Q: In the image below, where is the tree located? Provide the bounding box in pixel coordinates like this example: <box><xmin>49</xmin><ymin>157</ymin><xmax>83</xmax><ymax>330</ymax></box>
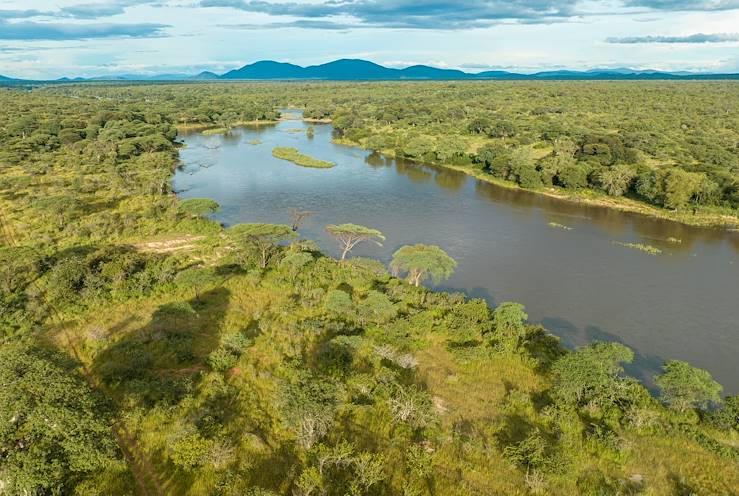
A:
<box><xmin>357</xmin><ymin>290</ymin><xmax>397</xmax><ymax>324</ymax></box>
<box><xmin>491</xmin><ymin>302</ymin><xmax>528</xmax><ymax>351</ymax></box>
<box><xmin>557</xmin><ymin>163</ymin><xmax>590</xmax><ymax>189</ymax></box>
<box><xmin>655</xmin><ymin>360</ymin><xmax>723</xmax><ymax>412</ymax></box>
<box><xmin>509</xmin><ymin>147</ymin><xmax>541</xmax><ymax>188</ymax></box>
<box><xmin>390</xmin><ymin>244</ymin><xmax>456</xmax><ymax>287</ymax></box>
<box><xmin>326</xmin><ymin>223</ymin><xmax>385</xmax><ymax>260</ymax></box>
<box><xmin>324</xmin><ymin>289</ymin><xmax>355</xmax><ymax>319</ymax></box>
<box><xmin>551</xmin><ymin>342</ymin><xmax>635</xmax><ymax>407</ymax></box>
<box><xmin>177</xmin><ymin>198</ymin><xmax>220</xmax><ymax>219</ymax></box>
<box><xmin>228</xmin><ymin>223</ymin><xmax>296</xmax><ymax>269</ymax></box>
<box><xmin>0</xmin><ymin>342</ymin><xmax>118</xmax><ymax>494</ymax></box>
<box><xmin>598</xmin><ymin>164</ymin><xmax>635</xmax><ymax>196</ymax></box>
<box><xmin>468</xmin><ymin>117</ymin><xmax>491</xmax><ymax>135</ymax></box>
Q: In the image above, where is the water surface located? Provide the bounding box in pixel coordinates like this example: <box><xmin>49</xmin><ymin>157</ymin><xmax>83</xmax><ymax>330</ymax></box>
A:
<box><xmin>174</xmin><ymin>114</ymin><xmax>739</xmax><ymax>393</ymax></box>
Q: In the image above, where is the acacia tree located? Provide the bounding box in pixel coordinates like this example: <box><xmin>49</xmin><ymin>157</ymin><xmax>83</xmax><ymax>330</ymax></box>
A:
<box><xmin>655</xmin><ymin>360</ymin><xmax>723</xmax><ymax>412</ymax></box>
<box><xmin>390</xmin><ymin>244</ymin><xmax>456</xmax><ymax>287</ymax></box>
<box><xmin>326</xmin><ymin>223</ymin><xmax>385</xmax><ymax>260</ymax></box>
<box><xmin>228</xmin><ymin>223</ymin><xmax>296</xmax><ymax>269</ymax></box>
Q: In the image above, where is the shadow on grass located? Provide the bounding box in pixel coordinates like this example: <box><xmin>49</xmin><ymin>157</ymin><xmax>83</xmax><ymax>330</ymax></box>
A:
<box><xmin>91</xmin><ymin>286</ymin><xmax>231</xmax><ymax>407</ymax></box>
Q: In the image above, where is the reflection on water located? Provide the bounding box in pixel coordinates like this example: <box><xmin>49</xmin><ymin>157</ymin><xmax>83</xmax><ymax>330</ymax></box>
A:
<box><xmin>175</xmin><ymin>113</ymin><xmax>739</xmax><ymax>393</ymax></box>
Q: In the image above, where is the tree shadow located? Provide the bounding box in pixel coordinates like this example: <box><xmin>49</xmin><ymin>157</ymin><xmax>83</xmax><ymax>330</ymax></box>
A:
<box><xmin>91</xmin><ymin>287</ymin><xmax>231</xmax><ymax>407</ymax></box>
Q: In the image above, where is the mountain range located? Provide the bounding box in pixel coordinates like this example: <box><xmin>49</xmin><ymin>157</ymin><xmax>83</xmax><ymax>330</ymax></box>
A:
<box><xmin>2</xmin><ymin>59</ymin><xmax>738</xmax><ymax>83</ymax></box>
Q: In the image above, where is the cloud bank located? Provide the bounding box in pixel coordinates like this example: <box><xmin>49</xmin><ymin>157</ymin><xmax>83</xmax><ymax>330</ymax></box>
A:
<box><xmin>607</xmin><ymin>33</ymin><xmax>739</xmax><ymax>43</ymax></box>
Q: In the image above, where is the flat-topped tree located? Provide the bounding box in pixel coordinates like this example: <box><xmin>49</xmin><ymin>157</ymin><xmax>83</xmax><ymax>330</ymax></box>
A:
<box><xmin>390</xmin><ymin>244</ymin><xmax>456</xmax><ymax>287</ymax></box>
<box><xmin>326</xmin><ymin>223</ymin><xmax>385</xmax><ymax>260</ymax></box>
<box><xmin>228</xmin><ymin>223</ymin><xmax>296</xmax><ymax>269</ymax></box>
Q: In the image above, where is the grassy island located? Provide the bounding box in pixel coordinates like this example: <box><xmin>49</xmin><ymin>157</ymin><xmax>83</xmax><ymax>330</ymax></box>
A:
<box><xmin>272</xmin><ymin>146</ymin><xmax>335</xmax><ymax>168</ymax></box>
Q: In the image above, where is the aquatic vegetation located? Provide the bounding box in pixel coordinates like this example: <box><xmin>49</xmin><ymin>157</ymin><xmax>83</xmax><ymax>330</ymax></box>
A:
<box><xmin>548</xmin><ymin>222</ymin><xmax>573</xmax><ymax>230</ymax></box>
<box><xmin>201</xmin><ymin>127</ymin><xmax>229</xmax><ymax>136</ymax></box>
<box><xmin>613</xmin><ymin>241</ymin><xmax>662</xmax><ymax>255</ymax></box>
<box><xmin>272</xmin><ymin>146</ymin><xmax>335</xmax><ymax>168</ymax></box>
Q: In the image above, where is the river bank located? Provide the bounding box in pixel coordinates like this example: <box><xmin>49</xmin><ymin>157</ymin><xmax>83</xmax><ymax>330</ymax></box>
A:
<box><xmin>331</xmin><ymin>135</ymin><xmax>739</xmax><ymax>230</ymax></box>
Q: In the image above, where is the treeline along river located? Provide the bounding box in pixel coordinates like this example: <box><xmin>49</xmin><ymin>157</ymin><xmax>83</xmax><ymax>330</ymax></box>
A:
<box><xmin>175</xmin><ymin>112</ymin><xmax>739</xmax><ymax>392</ymax></box>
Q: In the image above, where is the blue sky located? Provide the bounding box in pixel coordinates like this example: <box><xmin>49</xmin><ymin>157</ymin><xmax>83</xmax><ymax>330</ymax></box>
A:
<box><xmin>1</xmin><ymin>0</ymin><xmax>738</xmax><ymax>78</ymax></box>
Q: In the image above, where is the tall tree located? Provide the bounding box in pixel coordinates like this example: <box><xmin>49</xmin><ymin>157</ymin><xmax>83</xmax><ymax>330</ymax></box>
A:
<box><xmin>228</xmin><ymin>223</ymin><xmax>296</xmax><ymax>269</ymax></box>
<box><xmin>390</xmin><ymin>244</ymin><xmax>456</xmax><ymax>287</ymax></box>
<box><xmin>326</xmin><ymin>223</ymin><xmax>385</xmax><ymax>260</ymax></box>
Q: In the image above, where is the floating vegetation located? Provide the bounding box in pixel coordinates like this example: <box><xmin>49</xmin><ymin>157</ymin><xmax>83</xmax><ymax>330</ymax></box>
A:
<box><xmin>201</xmin><ymin>127</ymin><xmax>229</xmax><ymax>136</ymax></box>
<box><xmin>283</xmin><ymin>128</ymin><xmax>305</xmax><ymax>133</ymax></box>
<box><xmin>665</xmin><ymin>237</ymin><xmax>682</xmax><ymax>244</ymax></box>
<box><xmin>272</xmin><ymin>147</ymin><xmax>335</xmax><ymax>168</ymax></box>
<box><xmin>548</xmin><ymin>222</ymin><xmax>573</xmax><ymax>231</ymax></box>
<box><xmin>248</xmin><ymin>139</ymin><xmax>262</xmax><ymax>145</ymax></box>
<box><xmin>613</xmin><ymin>241</ymin><xmax>662</xmax><ymax>255</ymax></box>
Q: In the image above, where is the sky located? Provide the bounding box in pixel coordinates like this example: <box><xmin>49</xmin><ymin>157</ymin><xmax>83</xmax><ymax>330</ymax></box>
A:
<box><xmin>1</xmin><ymin>0</ymin><xmax>738</xmax><ymax>79</ymax></box>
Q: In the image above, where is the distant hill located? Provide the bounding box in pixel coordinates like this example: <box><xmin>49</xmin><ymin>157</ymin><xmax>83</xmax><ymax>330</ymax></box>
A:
<box><xmin>1</xmin><ymin>60</ymin><xmax>738</xmax><ymax>83</ymax></box>
<box><xmin>190</xmin><ymin>71</ymin><xmax>219</xmax><ymax>80</ymax></box>
<box><xmin>221</xmin><ymin>60</ymin><xmax>307</xmax><ymax>80</ymax></box>
<box><xmin>217</xmin><ymin>59</ymin><xmax>739</xmax><ymax>81</ymax></box>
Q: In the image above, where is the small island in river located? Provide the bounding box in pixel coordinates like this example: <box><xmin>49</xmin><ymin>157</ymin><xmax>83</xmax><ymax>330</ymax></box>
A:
<box><xmin>272</xmin><ymin>146</ymin><xmax>335</xmax><ymax>168</ymax></box>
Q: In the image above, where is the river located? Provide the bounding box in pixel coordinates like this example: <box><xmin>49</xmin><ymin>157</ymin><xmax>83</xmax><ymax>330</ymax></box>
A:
<box><xmin>174</xmin><ymin>112</ymin><xmax>739</xmax><ymax>393</ymax></box>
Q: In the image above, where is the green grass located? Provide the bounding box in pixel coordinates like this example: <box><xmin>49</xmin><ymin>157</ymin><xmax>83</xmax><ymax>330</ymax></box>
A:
<box><xmin>272</xmin><ymin>146</ymin><xmax>335</xmax><ymax>168</ymax></box>
<box><xmin>201</xmin><ymin>127</ymin><xmax>229</xmax><ymax>136</ymax></box>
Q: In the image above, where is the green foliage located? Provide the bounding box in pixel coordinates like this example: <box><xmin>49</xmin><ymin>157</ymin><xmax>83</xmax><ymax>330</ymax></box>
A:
<box><xmin>655</xmin><ymin>360</ymin><xmax>723</xmax><ymax>412</ymax></box>
<box><xmin>325</xmin><ymin>223</ymin><xmax>385</xmax><ymax>260</ymax></box>
<box><xmin>228</xmin><ymin>223</ymin><xmax>296</xmax><ymax>268</ymax></box>
<box><xmin>0</xmin><ymin>342</ymin><xmax>118</xmax><ymax>494</ymax></box>
<box><xmin>708</xmin><ymin>395</ymin><xmax>739</xmax><ymax>431</ymax></box>
<box><xmin>490</xmin><ymin>302</ymin><xmax>528</xmax><ymax>351</ymax></box>
<box><xmin>324</xmin><ymin>289</ymin><xmax>355</xmax><ymax>319</ymax></box>
<box><xmin>272</xmin><ymin>146</ymin><xmax>335</xmax><ymax>168</ymax></box>
<box><xmin>551</xmin><ymin>342</ymin><xmax>635</xmax><ymax>407</ymax></box>
<box><xmin>170</xmin><ymin>433</ymin><xmax>210</xmax><ymax>470</ymax></box>
<box><xmin>278</xmin><ymin>372</ymin><xmax>342</xmax><ymax>449</ymax></box>
<box><xmin>357</xmin><ymin>289</ymin><xmax>397</xmax><ymax>324</ymax></box>
<box><xmin>390</xmin><ymin>244</ymin><xmax>456</xmax><ymax>287</ymax></box>
<box><xmin>177</xmin><ymin>198</ymin><xmax>220</xmax><ymax>218</ymax></box>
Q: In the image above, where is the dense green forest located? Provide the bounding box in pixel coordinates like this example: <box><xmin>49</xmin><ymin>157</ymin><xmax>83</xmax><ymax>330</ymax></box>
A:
<box><xmin>1</xmin><ymin>83</ymin><xmax>738</xmax><ymax>495</ymax></box>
